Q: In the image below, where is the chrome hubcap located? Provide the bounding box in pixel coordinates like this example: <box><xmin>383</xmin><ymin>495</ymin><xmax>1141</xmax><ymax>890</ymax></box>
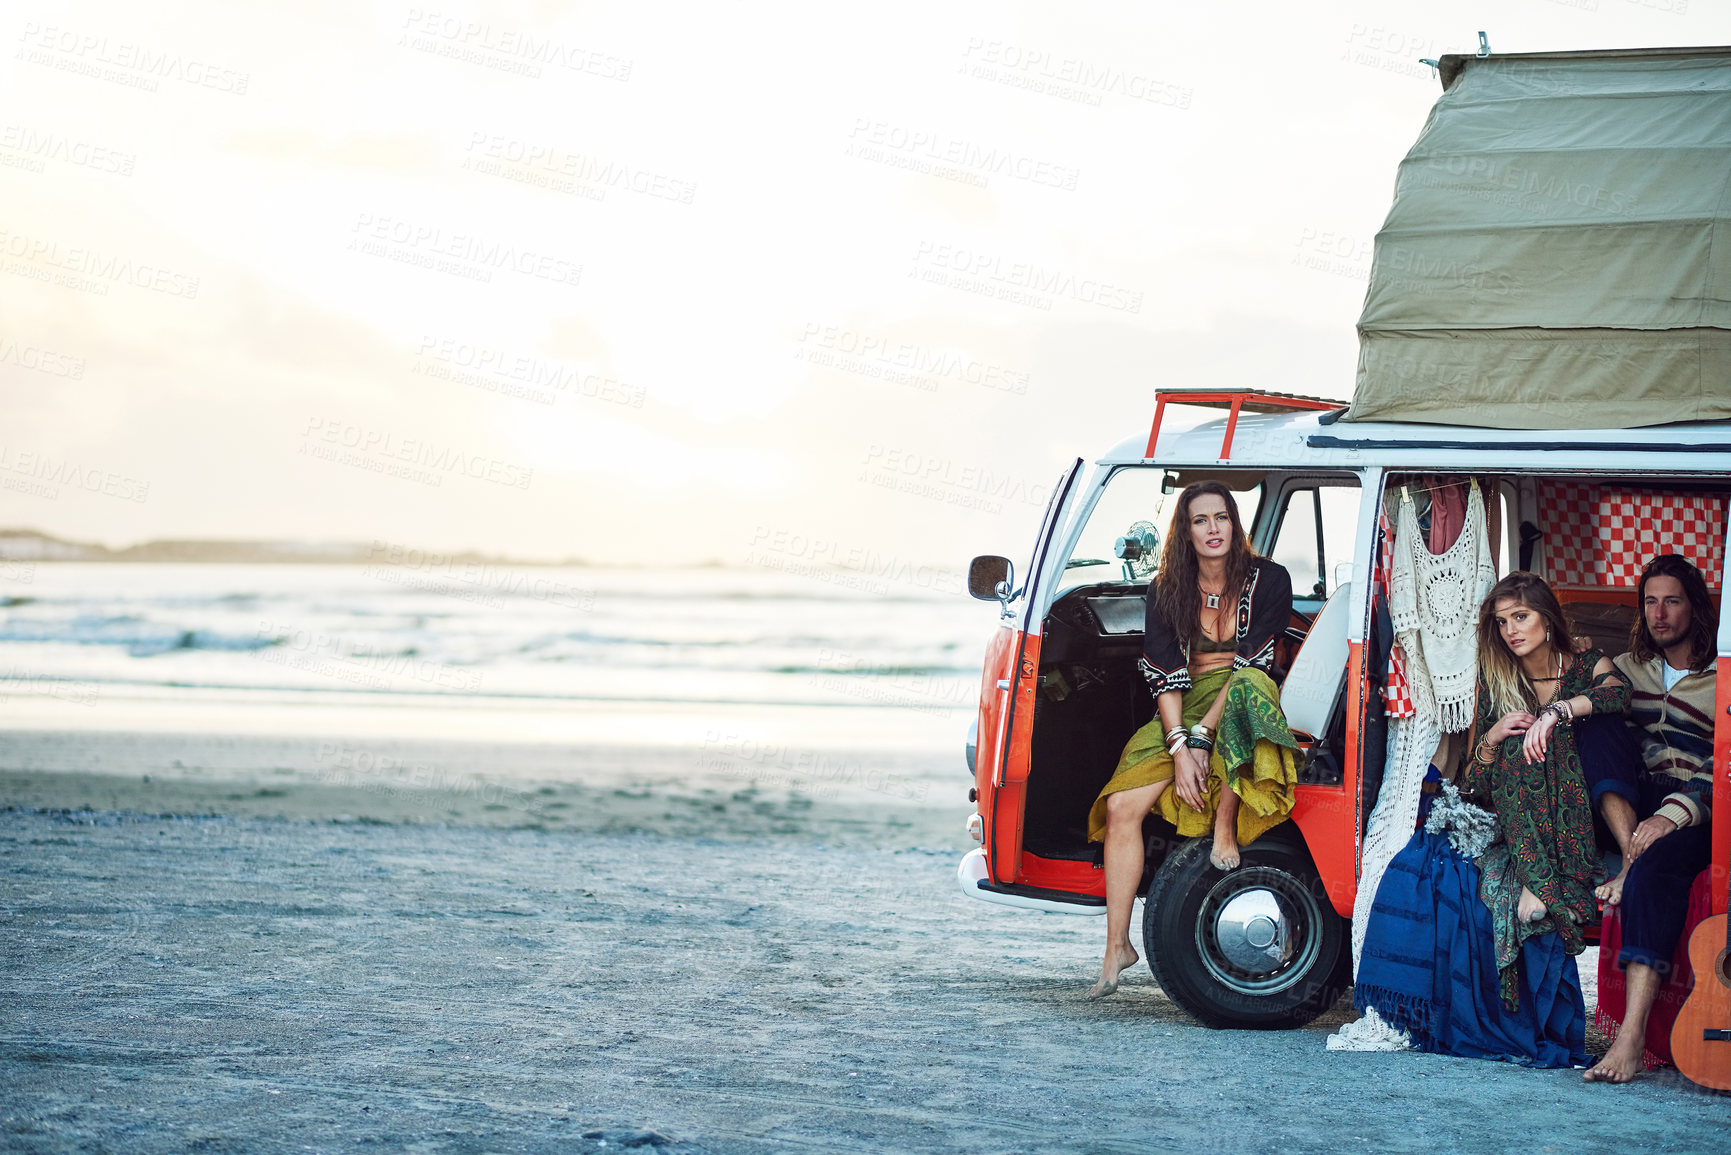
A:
<box><xmin>1213</xmin><ymin>888</ymin><xmax>1288</xmax><ymax>972</ymax></box>
<box><xmin>1195</xmin><ymin>864</ymin><xmax>1324</xmax><ymax>996</ymax></box>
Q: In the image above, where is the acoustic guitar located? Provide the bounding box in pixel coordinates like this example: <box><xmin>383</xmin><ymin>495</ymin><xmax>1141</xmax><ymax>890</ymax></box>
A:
<box><xmin>1671</xmin><ymin>875</ymin><xmax>1731</xmax><ymax>1090</ymax></box>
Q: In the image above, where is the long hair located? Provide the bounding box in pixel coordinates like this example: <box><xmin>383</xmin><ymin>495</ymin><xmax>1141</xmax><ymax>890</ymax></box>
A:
<box><xmin>1627</xmin><ymin>552</ymin><xmax>1717</xmax><ymax>670</ymax></box>
<box><xmin>1476</xmin><ymin>571</ymin><xmax>1575</xmax><ymax>718</ymax></box>
<box><xmin>1152</xmin><ymin>481</ymin><xmax>1254</xmax><ymax>642</ymax></box>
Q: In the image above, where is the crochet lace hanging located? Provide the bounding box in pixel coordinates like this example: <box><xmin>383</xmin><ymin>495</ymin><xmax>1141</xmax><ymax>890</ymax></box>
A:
<box><xmin>1388</xmin><ymin>480</ymin><xmax>1495</xmax><ymax>733</ymax></box>
<box><xmin>1351</xmin><ymin>713</ymin><xmax>1440</xmax><ymax>974</ymax></box>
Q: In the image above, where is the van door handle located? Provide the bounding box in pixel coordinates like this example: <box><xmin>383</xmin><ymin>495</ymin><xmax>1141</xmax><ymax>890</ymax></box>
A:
<box><xmin>996</xmin><ymin>679</ymin><xmax>1011</xmax><ymax>690</ymax></box>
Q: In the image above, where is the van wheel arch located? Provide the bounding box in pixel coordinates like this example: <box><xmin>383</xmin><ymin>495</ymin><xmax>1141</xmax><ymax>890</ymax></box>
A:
<box><xmin>1142</xmin><ymin>826</ymin><xmax>1352</xmax><ymax>1030</ymax></box>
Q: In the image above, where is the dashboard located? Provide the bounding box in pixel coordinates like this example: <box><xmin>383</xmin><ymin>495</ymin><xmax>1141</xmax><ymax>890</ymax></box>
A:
<box><xmin>1042</xmin><ymin>582</ymin><xmax>1148</xmax><ymax>664</ymax></box>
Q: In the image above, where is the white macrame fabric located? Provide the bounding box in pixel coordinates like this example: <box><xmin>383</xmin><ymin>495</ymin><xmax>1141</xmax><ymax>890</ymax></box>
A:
<box><xmin>1350</xmin><ymin>712</ymin><xmax>1441</xmax><ymax>974</ymax></box>
<box><xmin>1325</xmin><ymin>1006</ymin><xmax>1413</xmax><ymax>1052</ymax></box>
<box><xmin>1388</xmin><ymin>482</ymin><xmax>1495</xmax><ymax>733</ymax></box>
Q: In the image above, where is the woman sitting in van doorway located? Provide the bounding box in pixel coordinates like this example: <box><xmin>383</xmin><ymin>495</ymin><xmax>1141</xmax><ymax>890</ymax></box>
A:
<box><xmin>1355</xmin><ymin>572</ymin><xmax>1627</xmax><ymax>1065</ymax></box>
<box><xmin>1467</xmin><ymin>573</ymin><xmax>1626</xmax><ymax>957</ymax></box>
<box><xmin>1084</xmin><ymin>481</ymin><xmax>1302</xmax><ymax>999</ymax></box>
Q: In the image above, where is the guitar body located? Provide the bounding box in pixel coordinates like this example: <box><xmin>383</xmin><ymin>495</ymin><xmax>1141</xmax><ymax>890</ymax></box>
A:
<box><xmin>1671</xmin><ymin>914</ymin><xmax>1731</xmax><ymax>1091</ymax></box>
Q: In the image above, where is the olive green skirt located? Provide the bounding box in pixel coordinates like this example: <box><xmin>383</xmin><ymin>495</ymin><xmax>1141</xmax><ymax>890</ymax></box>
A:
<box><xmin>1087</xmin><ymin>665</ymin><xmax>1300</xmax><ymax>845</ymax></box>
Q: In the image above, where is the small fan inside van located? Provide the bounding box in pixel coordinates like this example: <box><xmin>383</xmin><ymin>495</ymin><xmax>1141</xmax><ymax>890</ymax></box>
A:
<box><xmin>1113</xmin><ymin>521</ymin><xmax>1159</xmax><ymax>582</ymax></box>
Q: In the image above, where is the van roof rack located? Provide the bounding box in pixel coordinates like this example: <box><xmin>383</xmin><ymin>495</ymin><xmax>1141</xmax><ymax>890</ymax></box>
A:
<box><xmin>1146</xmin><ymin>389</ymin><xmax>1344</xmax><ymax>461</ymax></box>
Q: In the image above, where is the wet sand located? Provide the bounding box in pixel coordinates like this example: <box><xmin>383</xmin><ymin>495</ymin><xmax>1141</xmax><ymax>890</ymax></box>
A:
<box><xmin>2</xmin><ymin>731</ymin><xmax>1725</xmax><ymax>1153</ymax></box>
<box><xmin>0</xmin><ymin>729</ymin><xmax>963</xmax><ymax>847</ymax></box>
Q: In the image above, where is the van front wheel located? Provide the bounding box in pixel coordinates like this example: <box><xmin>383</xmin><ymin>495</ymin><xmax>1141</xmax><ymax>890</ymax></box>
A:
<box><xmin>1142</xmin><ymin>831</ymin><xmax>1350</xmax><ymax>1029</ymax></box>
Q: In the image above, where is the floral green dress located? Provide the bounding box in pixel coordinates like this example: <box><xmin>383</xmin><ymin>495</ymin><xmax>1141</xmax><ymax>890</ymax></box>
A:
<box><xmin>1464</xmin><ymin>650</ymin><xmax>1627</xmax><ymax>972</ymax></box>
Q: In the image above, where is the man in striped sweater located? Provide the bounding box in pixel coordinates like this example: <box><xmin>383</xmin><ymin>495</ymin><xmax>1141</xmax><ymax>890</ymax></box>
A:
<box><xmin>1584</xmin><ymin>553</ymin><xmax>1717</xmax><ymax>1084</ymax></box>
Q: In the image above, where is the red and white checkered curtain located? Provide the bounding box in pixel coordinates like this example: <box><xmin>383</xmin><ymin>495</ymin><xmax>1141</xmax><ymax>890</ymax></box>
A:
<box><xmin>1538</xmin><ymin>482</ymin><xmax>1725</xmax><ymax>588</ymax></box>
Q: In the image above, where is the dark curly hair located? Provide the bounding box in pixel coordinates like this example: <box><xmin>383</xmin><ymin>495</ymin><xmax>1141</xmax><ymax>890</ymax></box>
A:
<box><xmin>1151</xmin><ymin>481</ymin><xmax>1255</xmax><ymax>643</ymax></box>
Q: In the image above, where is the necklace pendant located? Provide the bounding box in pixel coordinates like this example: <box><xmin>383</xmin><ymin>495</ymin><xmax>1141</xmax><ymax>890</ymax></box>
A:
<box><xmin>1204</xmin><ymin>593</ymin><xmax>1220</xmax><ymax>609</ymax></box>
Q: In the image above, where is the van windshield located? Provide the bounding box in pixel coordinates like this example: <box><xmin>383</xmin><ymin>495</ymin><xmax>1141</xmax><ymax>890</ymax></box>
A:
<box><xmin>1057</xmin><ymin>468</ymin><xmax>1264</xmax><ymax>593</ymax></box>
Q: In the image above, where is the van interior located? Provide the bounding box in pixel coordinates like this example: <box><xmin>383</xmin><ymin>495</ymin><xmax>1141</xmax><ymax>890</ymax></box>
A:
<box><xmin>1021</xmin><ymin>469</ymin><xmax>1726</xmax><ymax>885</ymax></box>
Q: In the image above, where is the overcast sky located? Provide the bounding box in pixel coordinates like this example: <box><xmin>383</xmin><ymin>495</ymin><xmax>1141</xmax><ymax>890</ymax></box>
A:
<box><xmin>2</xmin><ymin>0</ymin><xmax>1722</xmax><ymax>567</ymax></box>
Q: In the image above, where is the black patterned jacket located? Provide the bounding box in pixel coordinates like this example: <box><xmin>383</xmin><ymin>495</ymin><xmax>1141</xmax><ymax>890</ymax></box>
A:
<box><xmin>1138</xmin><ymin>557</ymin><xmax>1293</xmax><ymax>698</ymax></box>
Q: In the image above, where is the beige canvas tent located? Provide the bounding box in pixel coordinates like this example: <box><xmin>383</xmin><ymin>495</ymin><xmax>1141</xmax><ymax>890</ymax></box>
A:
<box><xmin>1342</xmin><ymin>47</ymin><xmax>1731</xmax><ymax>429</ymax></box>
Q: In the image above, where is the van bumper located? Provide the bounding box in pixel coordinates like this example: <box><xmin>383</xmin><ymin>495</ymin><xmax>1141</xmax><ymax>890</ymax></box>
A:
<box><xmin>955</xmin><ymin>847</ymin><xmax>1107</xmax><ymax>915</ymax></box>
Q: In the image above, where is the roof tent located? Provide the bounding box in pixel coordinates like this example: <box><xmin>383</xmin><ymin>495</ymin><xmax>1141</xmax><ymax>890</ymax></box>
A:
<box><xmin>1342</xmin><ymin>46</ymin><xmax>1731</xmax><ymax>429</ymax></box>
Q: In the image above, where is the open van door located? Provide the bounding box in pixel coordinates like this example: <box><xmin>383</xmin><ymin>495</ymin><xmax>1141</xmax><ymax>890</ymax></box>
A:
<box><xmin>967</xmin><ymin>457</ymin><xmax>1086</xmax><ymax>894</ymax></box>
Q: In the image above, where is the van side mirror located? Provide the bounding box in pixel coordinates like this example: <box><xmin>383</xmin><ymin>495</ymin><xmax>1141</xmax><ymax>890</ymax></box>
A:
<box><xmin>968</xmin><ymin>555</ymin><xmax>1013</xmax><ymax>601</ymax></box>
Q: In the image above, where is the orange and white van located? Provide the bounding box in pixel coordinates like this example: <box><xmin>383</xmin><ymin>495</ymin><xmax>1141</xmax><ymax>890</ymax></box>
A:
<box><xmin>957</xmin><ymin>389</ymin><xmax>1731</xmax><ymax>1029</ymax></box>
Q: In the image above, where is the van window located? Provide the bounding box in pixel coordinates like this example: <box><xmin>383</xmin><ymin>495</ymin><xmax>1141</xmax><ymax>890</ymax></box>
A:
<box><xmin>1057</xmin><ymin>468</ymin><xmax>1263</xmax><ymax>593</ymax></box>
<box><xmin>1268</xmin><ymin>484</ymin><xmax>1362</xmax><ymax>602</ymax></box>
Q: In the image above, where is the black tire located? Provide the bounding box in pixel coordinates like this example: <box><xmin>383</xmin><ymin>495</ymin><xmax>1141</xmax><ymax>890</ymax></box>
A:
<box><xmin>1142</xmin><ymin>829</ymin><xmax>1351</xmax><ymax>1030</ymax></box>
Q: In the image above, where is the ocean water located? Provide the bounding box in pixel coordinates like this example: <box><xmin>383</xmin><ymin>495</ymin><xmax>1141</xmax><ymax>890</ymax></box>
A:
<box><xmin>0</xmin><ymin>564</ymin><xmax>996</xmax><ymax>751</ymax></box>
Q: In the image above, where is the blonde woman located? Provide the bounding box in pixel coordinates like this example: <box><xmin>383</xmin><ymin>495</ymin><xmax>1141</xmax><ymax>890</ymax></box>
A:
<box><xmin>1084</xmin><ymin>482</ymin><xmax>1301</xmax><ymax>999</ymax></box>
<box><xmin>1355</xmin><ymin>572</ymin><xmax>1627</xmax><ymax>1066</ymax></box>
<box><xmin>1465</xmin><ymin>571</ymin><xmax>1626</xmax><ymax>951</ymax></box>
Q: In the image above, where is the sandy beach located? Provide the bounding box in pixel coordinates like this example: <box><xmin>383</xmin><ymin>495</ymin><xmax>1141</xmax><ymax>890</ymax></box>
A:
<box><xmin>0</xmin><ymin>728</ymin><xmax>964</xmax><ymax>847</ymax></box>
<box><xmin>12</xmin><ymin>0</ymin><xmax>1731</xmax><ymax>1148</ymax></box>
<box><xmin>3</xmin><ymin>729</ymin><xmax>1727</xmax><ymax>1153</ymax></box>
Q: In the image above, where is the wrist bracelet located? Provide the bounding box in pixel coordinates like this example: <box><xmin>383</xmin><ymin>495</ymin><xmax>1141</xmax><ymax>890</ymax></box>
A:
<box><xmin>1186</xmin><ymin>734</ymin><xmax>1215</xmax><ymax>753</ymax></box>
<box><xmin>1166</xmin><ymin>727</ymin><xmax>1190</xmax><ymax>755</ymax></box>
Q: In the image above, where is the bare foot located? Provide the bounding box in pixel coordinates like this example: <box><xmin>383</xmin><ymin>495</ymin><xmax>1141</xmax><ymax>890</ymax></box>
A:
<box><xmin>1583</xmin><ymin>1034</ymin><xmax>1643</xmax><ymax>1083</ymax></box>
<box><xmin>1086</xmin><ymin>944</ymin><xmax>1139</xmax><ymax>1000</ymax></box>
<box><xmin>1595</xmin><ymin>870</ymin><xmax>1628</xmax><ymax>906</ymax></box>
<box><xmin>1209</xmin><ymin>833</ymin><xmax>1241</xmax><ymax>872</ymax></box>
<box><xmin>1518</xmin><ymin>886</ymin><xmax>1547</xmax><ymax>924</ymax></box>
